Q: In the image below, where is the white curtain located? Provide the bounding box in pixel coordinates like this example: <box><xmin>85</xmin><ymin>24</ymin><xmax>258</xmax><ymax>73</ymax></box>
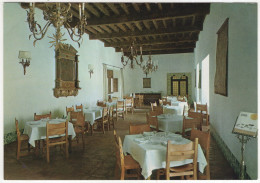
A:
<box><xmin>120</xmin><ymin>68</ymin><xmax>124</xmax><ymax>98</ymax></box>
<box><xmin>103</xmin><ymin>64</ymin><xmax>108</xmax><ymax>101</ymax></box>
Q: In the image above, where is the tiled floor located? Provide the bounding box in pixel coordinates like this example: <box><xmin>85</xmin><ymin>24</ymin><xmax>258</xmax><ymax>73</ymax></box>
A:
<box><xmin>4</xmin><ymin>108</ymin><xmax>238</xmax><ymax>180</ymax></box>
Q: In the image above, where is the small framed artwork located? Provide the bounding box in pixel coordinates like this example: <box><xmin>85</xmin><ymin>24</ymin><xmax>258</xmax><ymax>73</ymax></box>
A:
<box><xmin>143</xmin><ymin>78</ymin><xmax>151</xmax><ymax>88</ymax></box>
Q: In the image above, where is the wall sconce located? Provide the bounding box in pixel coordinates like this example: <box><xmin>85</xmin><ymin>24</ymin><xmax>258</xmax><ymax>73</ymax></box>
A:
<box><xmin>88</xmin><ymin>64</ymin><xmax>94</xmax><ymax>78</ymax></box>
<box><xmin>18</xmin><ymin>51</ymin><xmax>31</xmax><ymax>75</ymax></box>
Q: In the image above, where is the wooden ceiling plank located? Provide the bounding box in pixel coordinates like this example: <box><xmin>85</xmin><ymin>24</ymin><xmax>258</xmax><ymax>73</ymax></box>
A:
<box><xmin>192</xmin><ymin>15</ymin><xmax>196</xmax><ymax>26</ymax></box>
<box><xmin>120</xmin><ymin>3</ymin><xmax>129</xmax><ymax>15</ymax></box>
<box><xmin>108</xmin><ymin>24</ymin><xmax>120</xmax><ymax>32</ymax></box>
<box><xmin>91</xmin><ymin>26</ymin><xmax>105</xmax><ymax>34</ymax></box>
<box><xmin>145</xmin><ymin>3</ymin><xmax>151</xmax><ymax>11</ymax></box>
<box><xmin>135</xmin><ymin>22</ymin><xmax>142</xmax><ymax>31</ymax></box>
<box><xmin>163</xmin><ymin>20</ymin><xmax>167</xmax><ymax>28</ymax></box>
<box><xmin>99</xmin><ymin>25</ymin><xmax>112</xmax><ymax>33</ymax></box>
<box><xmin>158</xmin><ymin>3</ymin><xmax>163</xmax><ymax>11</ymax></box>
<box><xmin>125</xmin><ymin>23</ymin><xmax>135</xmax><ymax>31</ymax></box>
<box><xmin>117</xmin><ymin>24</ymin><xmax>127</xmax><ymax>32</ymax></box>
<box><xmin>86</xmin><ymin>27</ymin><xmax>98</xmax><ymax>34</ymax></box>
<box><xmin>143</xmin><ymin>20</ymin><xmax>150</xmax><ymax>30</ymax></box>
<box><xmin>104</xmin><ymin>36</ymin><xmax>198</xmax><ymax>47</ymax></box>
<box><xmin>132</xmin><ymin>3</ymin><xmax>140</xmax><ymax>12</ymax></box>
<box><xmin>94</xmin><ymin>3</ymin><xmax>110</xmax><ymax>16</ymax></box>
<box><xmin>106</xmin><ymin>3</ymin><xmax>120</xmax><ymax>15</ymax></box>
<box><xmin>172</xmin><ymin>18</ymin><xmax>176</xmax><ymax>27</ymax></box>
<box><xmin>87</xmin><ymin>3</ymin><xmax>210</xmax><ymax>26</ymax></box>
<box><xmin>152</xmin><ymin>20</ymin><xmax>158</xmax><ymax>29</ymax></box>
<box><xmin>85</xmin><ymin>3</ymin><xmax>100</xmax><ymax>17</ymax></box>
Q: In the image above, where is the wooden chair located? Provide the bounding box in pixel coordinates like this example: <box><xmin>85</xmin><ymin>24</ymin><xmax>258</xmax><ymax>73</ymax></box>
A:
<box><xmin>125</xmin><ymin>98</ymin><xmax>134</xmax><ymax>114</ymax></box>
<box><xmin>190</xmin><ymin>129</ymin><xmax>210</xmax><ymax>180</ymax></box>
<box><xmin>34</xmin><ymin>111</ymin><xmax>51</xmax><ymax>121</ymax></box>
<box><xmin>146</xmin><ymin>112</ymin><xmax>159</xmax><ymax>132</ymax></box>
<box><xmin>115</xmin><ymin>136</ymin><xmax>141</xmax><ymax>180</ymax></box>
<box><xmin>159</xmin><ymin>138</ymin><xmax>198</xmax><ymax>180</ymax></box>
<box><xmin>44</xmin><ymin>120</ymin><xmax>69</xmax><ymax>163</ymax></box>
<box><xmin>109</xmin><ymin>106</ymin><xmax>116</xmax><ymax>129</ymax></box>
<box><xmin>72</xmin><ymin>111</ymin><xmax>86</xmax><ymax>149</ymax></box>
<box><xmin>75</xmin><ymin>104</ymin><xmax>83</xmax><ymax>111</ymax></box>
<box><xmin>112</xmin><ymin>97</ymin><xmax>118</xmax><ymax>102</ymax></box>
<box><xmin>15</xmin><ymin>119</ymin><xmax>33</xmax><ymax>160</ymax></box>
<box><xmin>95</xmin><ymin>107</ymin><xmax>109</xmax><ymax>134</ymax></box>
<box><xmin>135</xmin><ymin>94</ymin><xmax>144</xmax><ymax>108</ymax></box>
<box><xmin>129</xmin><ymin>123</ymin><xmax>151</xmax><ymax>135</ymax></box>
<box><xmin>97</xmin><ymin>100</ymin><xmax>107</xmax><ymax>107</ymax></box>
<box><xmin>196</xmin><ymin>103</ymin><xmax>209</xmax><ymax>126</ymax></box>
<box><xmin>182</xmin><ymin>116</ymin><xmax>202</xmax><ymax>138</ymax></box>
<box><xmin>188</xmin><ymin>111</ymin><xmax>203</xmax><ymax>119</ymax></box>
<box><xmin>163</xmin><ymin>101</ymin><xmax>171</xmax><ymax>106</ymax></box>
<box><xmin>153</xmin><ymin>106</ymin><xmax>163</xmax><ymax>115</ymax></box>
<box><xmin>114</xmin><ymin>101</ymin><xmax>125</xmax><ymax>121</ymax></box>
<box><xmin>66</xmin><ymin>105</ymin><xmax>74</xmax><ymax>115</ymax></box>
<box><xmin>159</xmin><ymin>99</ymin><xmax>163</xmax><ymax>106</ymax></box>
<box><xmin>113</xmin><ymin>130</ymin><xmax>119</xmax><ymax>145</ymax></box>
<box><xmin>150</xmin><ymin>102</ymin><xmax>157</xmax><ymax>111</ymax></box>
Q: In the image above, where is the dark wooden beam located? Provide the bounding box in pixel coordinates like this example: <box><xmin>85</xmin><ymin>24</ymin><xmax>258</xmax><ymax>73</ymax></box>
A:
<box><xmin>132</xmin><ymin>3</ymin><xmax>140</xmax><ymax>12</ymax></box>
<box><xmin>104</xmin><ymin>35</ymin><xmax>198</xmax><ymax>47</ymax></box>
<box><xmin>106</xmin><ymin>3</ymin><xmax>120</xmax><ymax>15</ymax></box>
<box><xmin>119</xmin><ymin>3</ymin><xmax>129</xmax><ymax>14</ymax></box>
<box><xmin>116</xmin><ymin>42</ymin><xmax>196</xmax><ymax>52</ymax></box>
<box><xmin>145</xmin><ymin>3</ymin><xmax>151</xmax><ymax>11</ymax></box>
<box><xmin>93</xmin><ymin>3</ymin><xmax>110</xmax><ymax>16</ymax></box>
<box><xmin>85</xmin><ymin>3</ymin><xmax>100</xmax><ymax>17</ymax></box>
<box><xmin>86</xmin><ymin>4</ymin><xmax>210</xmax><ymax>26</ymax></box>
<box><xmin>89</xmin><ymin>25</ymin><xmax>202</xmax><ymax>39</ymax></box>
<box><xmin>124</xmin><ymin>48</ymin><xmax>194</xmax><ymax>55</ymax></box>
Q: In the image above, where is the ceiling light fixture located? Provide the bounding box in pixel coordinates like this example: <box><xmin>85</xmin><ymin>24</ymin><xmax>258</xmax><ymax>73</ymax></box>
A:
<box><xmin>142</xmin><ymin>52</ymin><xmax>158</xmax><ymax>77</ymax></box>
<box><xmin>121</xmin><ymin>40</ymin><xmax>143</xmax><ymax>69</ymax></box>
<box><xmin>26</xmin><ymin>2</ymin><xmax>87</xmax><ymax>49</ymax></box>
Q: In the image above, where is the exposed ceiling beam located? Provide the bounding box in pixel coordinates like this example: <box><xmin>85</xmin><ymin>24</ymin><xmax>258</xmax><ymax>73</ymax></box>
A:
<box><xmin>162</xmin><ymin>20</ymin><xmax>167</xmax><ymax>28</ymax></box>
<box><xmin>152</xmin><ymin>20</ymin><xmax>158</xmax><ymax>29</ymax></box>
<box><xmin>89</xmin><ymin>25</ymin><xmax>202</xmax><ymax>39</ymax></box>
<box><xmin>135</xmin><ymin>22</ymin><xmax>142</xmax><ymax>31</ymax></box>
<box><xmin>143</xmin><ymin>21</ymin><xmax>151</xmax><ymax>30</ymax></box>
<box><xmin>145</xmin><ymin>3</ymin><xmax>151</xmax><ymax>11</ymax></box>
<box><xmin>158</xmin><ymin>3</ymin><xmax>163</xmax><ymax>11</ymax></box>
<box><xmin>85</xmin><ymin>4</ymin><xmax>100</xmax><ymax>17</ymax></box>
<box><xmin>99</xmin><ymin>25</ymin><xmax>112</xmax><ymax>33</ymax></box>
<box><xmin>108</xmin><ymin>24</ymin><xmax>119</xmax><ymax>32</ymax></box>
<box><xmin>86</xmin><ymin>3</ymin><xmax>210</xmax><ymax>26</ymax></box>
<box><xmin>124</xmin><ymin>48</ymin><xmax>194</xmax><ymax>55</ymax></box>
<box><xmin>125</xmin><ymin>23</ymin><xmax>135</xmax><ymax>31</ymax></box>
<box><xmin>117</xmin><ymin>24</ymin><xmax>127</xmax><ymax>32</ymax></box>
<box><xmin>104</xmin><ymin>35</ymin><xmax>198</xmax><ymax>47</ymax></box>
<box><xmin>91</xmin><ymin>26</ymin><xmax>105</xmax><ymax>34</ymax></box>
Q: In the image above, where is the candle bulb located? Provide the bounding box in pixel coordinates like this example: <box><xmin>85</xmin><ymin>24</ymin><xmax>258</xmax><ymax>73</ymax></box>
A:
<box><xmin>82</xmin><ymin>3</ymin><xmax>85</xmax><ymax>15</ymax></box>
<box><xmin>79</xmin><ymin>4</ymin><xmax>81</xmax><ymax>19</ymax></box>
<box><xmin>30</xmin><ymin>2</ymin><xmax>32</xmax><ymax>6</ymax></box>
<box><xmin>140</xmin><ymin>46</ymin><xmax>142</xmax><ymax>55</ymax></box>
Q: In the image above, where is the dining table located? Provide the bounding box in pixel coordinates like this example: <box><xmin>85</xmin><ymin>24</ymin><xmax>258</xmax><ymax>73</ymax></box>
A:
<box><xmin>156</xmin><ymin>114</ymin><xmax>184</xmax><ymax>133</ymax></box>
<box><xmin>23</xmin><ymin>118</ymin><xmax>76</xmax><ymax>147</ymax></box>
<box><xmin>122</xmin><ymin>131</ymin><xmax>207</xmax><ymax>179</ymax></box>
<box><xmin>163</xmin><ymin>105</ymin><xmax>183</xmax><ymax>115</ymax></box>
<box><xmin>80</xmin><ymin>106</ymin><xmax>103</xmax><ymax>125</ymax></box>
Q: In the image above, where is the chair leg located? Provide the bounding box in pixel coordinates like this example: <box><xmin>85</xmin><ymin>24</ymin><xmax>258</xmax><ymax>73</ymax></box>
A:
<box><xmin>65</xmin><ymin>142</ymin><xmax>69</xmax><ymax>159</ymax></box>
<box><xmin>46</xmin><ymin>145</ymin><xmax>50</xmax><ymax>163</ymax></box>
<box><xmin>82</xmin><ymin>133</ymin><xmax>85</xmax><ymax>149</ymax></box>
<box><xmin>17</xmin><ymin>140</ymin><xmax>21</xmax><ymax>160</ymax></box>
<box><xmin>102</xmin><ymin>123</ymin><xmax>105</xmax><ymax>134</ymax></box>
<box><xmin>120</xmin><ymin>167</ymin><xmax>125</xmax><ymax>180</ymax></box>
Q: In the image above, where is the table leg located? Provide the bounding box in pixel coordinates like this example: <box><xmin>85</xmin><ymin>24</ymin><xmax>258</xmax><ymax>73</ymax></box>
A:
<box><xmin>34</xmin><ymin>140</ymin><xmax>40</xmax><ymax>156</ymax></box>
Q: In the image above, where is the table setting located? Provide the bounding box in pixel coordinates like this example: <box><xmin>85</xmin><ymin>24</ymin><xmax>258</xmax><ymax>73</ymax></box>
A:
<box><xmin>123</xmin><ymin>131</ymin><xmax>207</xmax><ymax>179</ymax></box>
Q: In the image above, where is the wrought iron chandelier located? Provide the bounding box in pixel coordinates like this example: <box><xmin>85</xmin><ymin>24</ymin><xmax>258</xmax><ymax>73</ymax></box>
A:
<box><xmin>26</xmin><ymin>2</ymin><xmax>87</xmax><ymax>49</ymax></box>
<box><xmin>142</xmin><ymin>53</ymin><xmax>158</xmax><ymax>77</ymax></box>
<box><xmin>121</xmin><ymin>41</ymin><xmax>143</xmax><ymax>69</ymax></box>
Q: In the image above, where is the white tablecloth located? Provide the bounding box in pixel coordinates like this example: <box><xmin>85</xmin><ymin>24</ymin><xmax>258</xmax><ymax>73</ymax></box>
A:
<box><xmin>167</xmin><ymin>96</ymin><xmax>177</xmax><ymax>103</ymax></box>
<box><xmin>157</xmin><ymin>114</ymin><xmax>183</xmax><ymax>133</ymax></box>
<box><xmin>123</xmin><ymin>132</ymin><xmax>207</xmax><ymax>179</ymax></box>
<box><xmin>23</xmin><ymin>118</ymin><xmax>76</xmax><ymax>147</ymax></box>
<box><xmin>163</xmin><ymin>105</ymin><xmax>183</xmax><ymax>115</ymax></box>
<box><xmin>82</xmin><ymin>107</ymin><xmax>103</xmax><ymax>125</ymax></box>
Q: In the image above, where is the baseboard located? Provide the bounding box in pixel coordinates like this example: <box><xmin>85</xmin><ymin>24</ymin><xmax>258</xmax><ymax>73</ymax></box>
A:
<box><xmin>210</xmin><ymin>125</ymin><xmax>251</xmax><ymax>180</ymax></box>
<box><xmin>4</xmin><ymin>131</ymin><xmax>17</xmax><ymax>145</ymax></box>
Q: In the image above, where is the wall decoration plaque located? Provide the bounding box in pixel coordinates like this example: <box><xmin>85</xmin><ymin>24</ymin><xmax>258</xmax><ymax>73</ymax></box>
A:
<box><xmin>143</xmin><ymin>78</ymin><xmax>151</xmax><ymax>88</ymax></box>
<box><xmin>53</xmin><ymin>43</ymin><xmax>80</xmax><ymax>98</ymax></box>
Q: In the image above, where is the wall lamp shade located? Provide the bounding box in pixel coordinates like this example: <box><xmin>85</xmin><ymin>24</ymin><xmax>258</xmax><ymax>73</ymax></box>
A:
<box><xmin>18</xmin><ymin>51</ymin><xmax>31</xmax><ymax>75</ymax></box>
<box><xmin>88</xmin><ymin>64</ymin><xmax>94</xmax><ymax>78</ymax></box>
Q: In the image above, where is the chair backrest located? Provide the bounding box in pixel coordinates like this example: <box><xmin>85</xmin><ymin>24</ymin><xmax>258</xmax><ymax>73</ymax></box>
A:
<box><xmin>166</xmin><ymin>138</ymin><xmax>198</xmax><ymax>180</ymax></box>
<box><xmin>188</xmin><ymin>111</ymin><xmax>203</xmax><ymax>119</ymax></box>
<box><xmin>153</xmin><ymin>106</ymin><xmax>163</xmax><ymax>115</ymax></box>
<box><xmin>182</xmin><ymin>116</ymin><xmax>202</xmax><ymax>137</ymax></box>
<box><xmin>159</xmin><ymin>99</ymin><xmax>163</xmax><ymax>106</ymax></box>
<box><xmin>70</xmin><ymin>111</ymin><xmax>83</xmax><ymax>124</ymax></box>
<box><xmin>66</xmin><ymin>106</ymin><xmax>74</xmax><ymax>115</ymax></box>
<box><xmin>15</xmin><ymin>118</ymin><xmax>21</xmax><ymax>137</ymax></box>
<box><xmin>75</xmin><ymin>104</ymin><xmax>83</xmax><ymax>111</ymax></box>
<box><xmin>115</xmin><ymin>136</ymin><xmax>125</xmax><ymax>171</ymax></box>
<box><xmin>113</xmin><ymin>130</ymin><xmax>119</xmax><ymax>145</ymax></box>
<box><xmin>129</xmin><ymin>123</ymin><xmax>151</xmax><ymax>135</ymax></box>
<box><xmin>117</xmin><ymin>101</ymin><xmax>124</xmax><ymax>110</ymax></box>
<box><xmin>196</xmin><ymin>103</ymin><xmax>208</xmax><ymax>114</ymax></box>
<box><xmin>146</xmin><ymin>112</ymin><xmax>159</xmax><ymax>131</ymax></box>
<box><xmin>46</xmin><ymin>120</ymin><xmax>68</xmax><ymax>144</ymax></box>
<box><xmin>138</xmin><ymin>95</ymin><xmax>144</xmax><ymax>102</ymax></box>
<box><xmin>125</xmin><ymin>98</ymin><xmax>133</xmax><ymax>106</ymax></box>
<box><xmin>34</xmin><ymin>112</ymin><xmax>51</xmax><ymax>121</ymax></box>
<box><xmin>112</xmin><ymin>97</ymin><xmax>118</xmax><ymax>102</ymax></box>
<box><xmin>102</xmin><ymin>107</ymin><xmax>109</xmax><ymax>121</ymax></box>
<box><xmin>190</xmin><ymin>129</ymin><xmax>210</xmax><ymax>179</ymax></box>
<box><xmin>97</xmin><ymin>101</ymin><xmax>107</xmax><ymax>107</ymax></box>
<box><xmin>150</xmin><ymin>102</ymin><xmax>157</xmax><ymax>110</ymax></box>
<box><xmin>75</xmin><ymin>111</ymin><xmax>85</xmax><ymax>127</ymax></box>
<box><xmin>163</xmin><ymin>101</ymin><xmax>171</xmax><ymax>106</ymax></box>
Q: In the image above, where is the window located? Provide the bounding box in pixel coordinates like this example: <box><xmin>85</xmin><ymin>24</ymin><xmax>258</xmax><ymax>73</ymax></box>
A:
<box><xmin>171</xmin><ymin>75</ymin><xmax>188</xmax><ymax>96</ymax></box>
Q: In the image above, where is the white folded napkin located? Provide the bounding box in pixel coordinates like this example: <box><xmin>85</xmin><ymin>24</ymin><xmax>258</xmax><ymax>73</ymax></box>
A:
<box><xmin>134</xmin><ymin>137</ymin><xmax>149</xmax><ymax>144</ymax></box>
<box><xmin>143</xmin><ymin>131</ymin><xmax>155</xmax><ymax>136</ymax></box>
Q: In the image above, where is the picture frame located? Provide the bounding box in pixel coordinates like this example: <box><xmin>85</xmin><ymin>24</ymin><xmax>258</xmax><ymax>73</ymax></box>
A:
<box><xmin>143</xmin><ymin>78</ymin><xmax>151</xmax><ymax>88</ymax></box>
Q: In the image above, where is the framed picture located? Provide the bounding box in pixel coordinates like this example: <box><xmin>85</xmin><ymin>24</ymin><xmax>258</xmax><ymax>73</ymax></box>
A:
<box><xmin>143</xmin><ymin>78</ymin><xmax>151</xmax><ymax>88</ymax></box>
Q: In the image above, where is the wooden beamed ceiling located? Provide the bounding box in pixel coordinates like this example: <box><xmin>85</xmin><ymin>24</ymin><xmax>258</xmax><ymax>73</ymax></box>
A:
<box><xmin>21</xmin><ymin>2</ymin><xmax>210</xmax><ymax>55</ymax></box>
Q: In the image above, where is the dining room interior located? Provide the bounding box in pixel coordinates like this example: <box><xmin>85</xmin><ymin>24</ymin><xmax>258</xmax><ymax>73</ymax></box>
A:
<box><xmin>2</xmin><ymin>1</ymin><xmax>258</xmax><ymax>181</ymax></box>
